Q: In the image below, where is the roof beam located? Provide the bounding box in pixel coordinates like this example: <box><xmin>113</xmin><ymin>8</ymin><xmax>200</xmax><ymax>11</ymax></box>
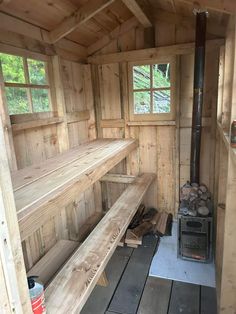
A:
<box><xmin>50</xmin><ymin>0</ymin><xmax>115</xmax><ymax>43</ymax></box>
<box><xmin>122</xmin><ymin>0</ymin><xmax>152</xmax><ymax>28</ymax></box>
<box><xmin>88</xmin><ymin>17</ymin><xmax>140</xmax><ymax>55</ymax></box>
<box><xmin>88</xmin><ymin>38</ymin><xmax>224</xmax><ymax>64</ymax></box>
<box><xmin>177</xmin><ymin>0</ymin><xmax>236</xmax><ymax>14</ymax></box>
<box><xmin>154</xmin><ymin>10</ymin><xmax>226</xmax><ymax>37</ymax></box>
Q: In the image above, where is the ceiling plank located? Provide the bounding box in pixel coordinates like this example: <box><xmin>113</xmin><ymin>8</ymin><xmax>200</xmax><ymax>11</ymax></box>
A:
<box><xmin>177</xmin><ymin>0</ymin><xmax>235</xmax><ymax>15</ymax></box>
<box><xmin>49</xmin><ymin>0</ymin><xmax>115</xmax><ymax>43</ymax></box>
<box><xmin>154</xmin><ymin>10</ymin><xmax>226</xmax><ymax>37</ymax></box>
<box><xmin>88</xmin><ymin>17</ymin><xmax>140</xmax><ymax>55</ymax></box>
<box><xmin>122</xmin><ymin>0</ymin><xmax>152</xmax><ymax>27</ymax></box>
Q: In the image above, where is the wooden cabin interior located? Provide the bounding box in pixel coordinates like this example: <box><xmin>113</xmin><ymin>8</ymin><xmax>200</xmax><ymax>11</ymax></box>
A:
<box><xmin>0</xmin><ymin>0</ymin><xmax>236</xmax><ymax>313</ymax></box>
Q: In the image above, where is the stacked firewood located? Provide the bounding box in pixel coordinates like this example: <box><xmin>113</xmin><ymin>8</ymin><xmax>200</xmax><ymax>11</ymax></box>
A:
<box><xmin>179</xmin><ymin>181</ymin><xmax>212</xmax><ymax>217</ymax></box>
<box><xmin>119</xmin><ymin>204</ymin><xmax>172</xmax><ymax>248</ymax></box>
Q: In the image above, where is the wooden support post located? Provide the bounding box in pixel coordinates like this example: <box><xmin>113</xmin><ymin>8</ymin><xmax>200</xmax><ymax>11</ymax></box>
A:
<box><xmin>97</xmin><ymin>271</ymin><xmax>109</xmax><ymax>287</ymax></box>
<box><xmin>0</xmin><ymin>114</ymin><xmax>31</xmax><ymax>313</ymax></box>
<box><xmin>0</xmin><ymin>63</ymin><xmax>17</xmax><ymax>170</ymax></box>
<box><xmin>52</xmin><ymin>56</ymin><xmax>70</xmax><ymax>153</ymax></box>
<box><xmin>220</xmin><ymin>17</ymin><xmax>236</xmax><ymax>313</ymax></box>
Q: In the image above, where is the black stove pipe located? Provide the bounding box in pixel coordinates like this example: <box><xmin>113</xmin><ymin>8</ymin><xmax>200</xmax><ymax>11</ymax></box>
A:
<box><xmin>190</xmin><ymin>11</ymin><xmax>207</xmax><ymax>184</ymax></box>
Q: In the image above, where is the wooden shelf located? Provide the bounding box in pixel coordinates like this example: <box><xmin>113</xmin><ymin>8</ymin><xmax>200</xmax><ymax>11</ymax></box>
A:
<box><xmin>11</xmin><ymin>117</ymin><xmax>64</xmax><ymax>132</ymax></box>
<box><xmin>45</xmin><ymin>173</ymin><xmax>156</xmax><ymax>313</ymax></box>
<box><xmin>27</xmin><ymin>240</ymin><xmax>79</xmax><ymax>286</ymax></box>
<box><xmin>11</xmin><ymin>139</ymin><xmax>138</xmax><ymax>240</ymax></box>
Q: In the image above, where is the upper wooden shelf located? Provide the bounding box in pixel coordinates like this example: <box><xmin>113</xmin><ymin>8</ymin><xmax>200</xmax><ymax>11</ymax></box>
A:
<box><xmin>11</xmin><ymin>139</ymin><xmax>138</xmax><ymax>240</ymax></box>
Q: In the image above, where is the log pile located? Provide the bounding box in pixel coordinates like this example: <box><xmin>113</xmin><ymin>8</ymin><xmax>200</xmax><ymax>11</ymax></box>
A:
<box><xmin>119</xmin><ymin>204</ymin><xmax>172</xmax><ymax>248</ymax></box>
<box><xmin>179</xmin><ymin>181</ymin><xmax>213</xmax><ymax>217</ymax></box>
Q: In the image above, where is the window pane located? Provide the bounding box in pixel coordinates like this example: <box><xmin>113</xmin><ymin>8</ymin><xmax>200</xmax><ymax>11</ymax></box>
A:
<box><xmin>153</xmin><ymin>64</ymin><xmax>170</xmax><ymax>88</ymax></box>
<box><xmin>134</xmin><ymin>91</ymin><xmax>151</xmax><ymax>114</ymax></box>
<box><xmin>153</xmin><ymin>90</ymin><xmax>171</xmax><ymax>113</ymax></box>
<box><xmin>28</xmin><ymin>59</ymin><xmax>47</xmax><ymax>85</ymax></box>
<box><xmin>5</xmin><ymin>87</ymin><xmax>29</xmax><ymax>114</ymax></box>
<box><xmin>0</xmin><ymin>53</ymin><xmax>25</xmax><ymax>83</ymax></box>
<box><xmin>133</xmin><ymin>65</ymin><xmax>150</xmax><ymax>89</ymax></box>
<box><xmin>31</xmin><ymin>89</ymin><xmax>50</xmax><ymax>112</ymax></box>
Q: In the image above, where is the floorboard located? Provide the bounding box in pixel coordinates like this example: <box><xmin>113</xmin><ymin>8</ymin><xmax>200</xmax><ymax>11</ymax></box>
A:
<box><xmin>168</xmin><ymin>281</ymin><xmax>200</xmax><ymax>314</ymax></box>
<box><xmin>201</xmin><ymin>286</ymin><xmax>217</xmax><ymax>314</ymax></box>
<box><xmin>81</xmin><ymin>247</ymin><xmax>133</xmax><ymax>314</ymax></box>
<box><xmin>108</xmin><ymin>235</ymin><xmax>158</xmax><ymax>314</ymax></box>
<box><xmin>137</xmin><ymin>277</ymin><xmax>172</xmax><ymax>314</ymax></box>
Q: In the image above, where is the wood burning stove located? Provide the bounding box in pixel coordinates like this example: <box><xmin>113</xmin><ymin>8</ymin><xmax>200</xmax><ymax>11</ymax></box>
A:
<box><xmin>178</xmin><ymin>215</ymin><xmax>212</xmax><ymax>262</ymax></box>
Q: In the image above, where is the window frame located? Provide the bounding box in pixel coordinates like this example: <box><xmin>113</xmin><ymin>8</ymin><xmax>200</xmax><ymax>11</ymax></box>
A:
<box><xmin>128</xmin><ymin>56</ymin><xmax>176</xmax><ymax>121</ymax></box>
<box><xmin>0</xmin><ymin>48</ymin><xmax>56</xmax><ymax>116</ymax></box>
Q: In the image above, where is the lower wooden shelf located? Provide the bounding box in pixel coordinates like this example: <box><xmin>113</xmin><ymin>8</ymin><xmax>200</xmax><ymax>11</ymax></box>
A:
<box><xmin>45</xmin><ymin>173</ymin><xmax>156</xmax><ymax>313</ymax></box>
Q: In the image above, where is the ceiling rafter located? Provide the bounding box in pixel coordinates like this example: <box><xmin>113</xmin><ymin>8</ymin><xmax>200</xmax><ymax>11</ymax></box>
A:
<box><xmin>177</xmin><ymin>0</ymin><xmax>235</xmax><ymax>14</ymax></box>
<box><xmin>122</xmin><ymin>0</ymin><xmax>152</xmax><ymax>28</ymax></box>
<box><xmin>49</xmin><ymin>0</ymin><xmax>116</xmax><ymax>43</ymax></box>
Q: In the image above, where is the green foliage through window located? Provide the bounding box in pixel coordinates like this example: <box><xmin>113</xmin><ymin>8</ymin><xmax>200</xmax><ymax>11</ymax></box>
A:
<box><xmin>132</xmin><ymin>63</ymin><xmax>171</xmax><ymax>115</ymax></box>
<box><xmin>0</xmin><ymin>52</ymin><xmax>50</xmax><ymax>115</ymax></box>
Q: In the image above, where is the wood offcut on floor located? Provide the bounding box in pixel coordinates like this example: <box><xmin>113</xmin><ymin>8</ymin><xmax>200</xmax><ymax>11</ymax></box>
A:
<box><xmin>82</xmin><ymin>235</ymin><xmax>217</xmax><ymax>314</ymax></box>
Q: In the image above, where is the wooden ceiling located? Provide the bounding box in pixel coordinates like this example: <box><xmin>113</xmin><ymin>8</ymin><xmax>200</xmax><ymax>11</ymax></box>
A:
<box><xmin>0</xmin><ymin>0</ymin><xmax>232</xmax><ymax>48</ymax></box>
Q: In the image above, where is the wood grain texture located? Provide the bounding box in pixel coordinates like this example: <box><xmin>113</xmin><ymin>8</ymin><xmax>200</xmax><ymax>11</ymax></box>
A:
<box><xmin>108</xmin><ymin>235</ymin><xmax>158</xmax><ymax>314</ymax></box>
<box><xmin>168</xmin><ymin>281</ymin><xmax>200</xmax><ymax>314</ymax></box>
<box><xmin>27</xmin><ymin>240</ymin><xmax>79</xmax><ymax>286</ymax></box>
<box><xmin>45</xmin><ymin>173</ymin><xmax>156</xmax><ymax>313</ymax></box>
<box><xmin>15</xmin><ymin>139</ymin><xmax>138</xmax><ymax>240</ymax></box>
<box><xmin>137</xmin><ymin>277</ymin><xmax>172</xmax><ymax>314</ymax></box>
<box><xmin>82</xmin><ymin>247</ymin><xmax>133</xmax><ymax>314</ymax></box>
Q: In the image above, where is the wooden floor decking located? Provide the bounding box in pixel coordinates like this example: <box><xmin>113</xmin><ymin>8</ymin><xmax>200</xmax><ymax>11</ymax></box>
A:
<box><xmin>82</xmin><ymin>235</ymin><xmax>217</xmax><ymax>314</ymax></box>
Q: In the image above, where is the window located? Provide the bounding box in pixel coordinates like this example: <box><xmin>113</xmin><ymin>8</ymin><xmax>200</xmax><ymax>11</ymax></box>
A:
<box><xmin>129</xmin><ymin>58</ymin><xmax>175</xmax><ymax>121</ymax></box>
<box><xmin>0</xmin><ymin>53</ymin><xmax>51</xmax><ymax>115</ymax></box>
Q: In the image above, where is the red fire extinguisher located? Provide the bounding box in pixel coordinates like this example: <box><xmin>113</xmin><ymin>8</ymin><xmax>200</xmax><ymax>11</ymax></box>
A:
<box><xmin>27</xmin><ymin>276</ymin><xmax>46</xmax><ymax>314</ymax></box>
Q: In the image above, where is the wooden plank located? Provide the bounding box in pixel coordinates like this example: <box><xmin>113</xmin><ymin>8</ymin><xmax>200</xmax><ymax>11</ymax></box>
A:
<box><xmin>125</xmin><ymin>229</ymin><xmax>142</xmax><ymax>246</ymax></box>
<box><xmin>15</xmin><ymin>139</ymin><xmax>137</xmax><ymax>216</ymax></box>
<box><xmin>154</xmin><ymin>9</ymin><xmax>226</xmax><ymax>37</ymax></box>
<box><xmin>88</xmin><ymin>17</ymin><xmax>139</xmax><ymax>55</ymax></box>
<box><xmin>0</xmin><ymin>113</ymin><xmax>31</xmax><ymax>312</ymax></box>
<box><xmin>97</xmin><ymin>271</ymin><xmax>109</xmax><ymax>287</ymax></box>
<box><xmin>50</xmin><ymin>0</ymin><xmax>115</xmax><ymax>43</ymax></box>
<box><xmin>100</xmin><ymin>119</ymin><xmax>125</xmax><ymax>128</ymax></box>
<box><xmin>168</xmin><ymin>281</ymin><xmax>200</xmax><ymax>314</ymax></box>
<box><xmin>201</xmin><ymin>286</ymin><xmax>217</xmax><ymax>314</ymax></box>
<box><xmin>11</xmin><ymin>117</ymin><xmax>63</xmax><ymax>132</ymax></box>
<box><xmin>0</xmin><ymin>64</ymin><xmax>17</xmax><ymax>170</ymax></box>
<box><xmin>122</xmin><ymin>0</ymin><xmax>152</xmax><ymax>27</ymax></box>
<box><xmin>66</xmin><ymin>110</ymin><xmax>90</xmax><ymax>124</ymax></box>
<box><xmin>52</xmin><ymin>56</ymin><xmax>70</xmax><ymax>153</ymax></box>
<box><xmin>17</xmin><ymin>140</ymin><xmax>138</xmax><ymax>241</ymax></box>
<box><xmin>0</xmin><ymin>12</ymin><xmax>87</xmax><ymax>60</ymax></box>
<box><xmin>81</xmin><ymin>247</ymin><xmax>133</xmax><ymax>314</ymax></box>
<box><xmin>27</xmin><ymin>240</ymin><xmax>79</xmax><ymax>286</ymax></box>
<box><xmin>88</xmin><ymin>39</ymin><xmax>225</xmax><ymax>64</ymax></box>
<box><xmin>179</xmin><ymin>0</ymin><xmax>236</xmax><ymax>14</ymax></box>
<box><xmin>12</xmin><ymin>139</ymin><xmax>111</xmax><ymax>191</ymax></box>
<box><xmin>45</xmin><ymin>173</ymin><xmax>156</xmax><ymax>313</ymax></box>
<box><xmin>108</xmin><ymin>235</ymin><xmax>158</xmax><ymax>314</ymax></box>
<box><xmin>100</xmin><ymin>173</ymin><xmax>136</xmax><ymax>184</ymax></box>
<box><xmin>137</xmin><ymin>277</ymin><xmax>172</xmax><ymax>314</ymax></box>
<box><xmin>127</xmin><ymin>121</ymin><xmax>176</xmax><ymax>126</ymax></box>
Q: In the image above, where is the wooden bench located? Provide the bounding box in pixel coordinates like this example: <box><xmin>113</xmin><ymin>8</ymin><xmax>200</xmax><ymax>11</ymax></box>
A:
<box><xmin>11</xmin><ymin>139</ymin><xmax>138</xmax><ymax>240</ymax></box>
<box><xmin>45</xmin><ymin>173</ymin><xmax>156</xmax><ymax>313</ymax></box>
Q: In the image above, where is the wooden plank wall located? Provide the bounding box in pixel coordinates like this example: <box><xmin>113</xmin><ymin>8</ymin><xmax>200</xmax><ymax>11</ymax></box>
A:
<box><xmin>92</xmin><ymin>20</ymin><xmax>219</xmax><ymax>216</ymax></box>
<box><xmin>8</xmin><ymin>59</ymin><xmax>101</xmax><ymax>271</ymax></box>
<box><xmin>214</xmin><ymin>16</ymin><xmax>236</xmax><ymax>313</ymax></box>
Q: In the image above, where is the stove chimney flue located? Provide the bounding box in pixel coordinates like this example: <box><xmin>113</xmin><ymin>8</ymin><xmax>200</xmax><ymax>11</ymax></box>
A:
<box><xmin>190</xmin><ymin>11</ymin><xmax>207</xmax><ymax>184</ymax></box>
